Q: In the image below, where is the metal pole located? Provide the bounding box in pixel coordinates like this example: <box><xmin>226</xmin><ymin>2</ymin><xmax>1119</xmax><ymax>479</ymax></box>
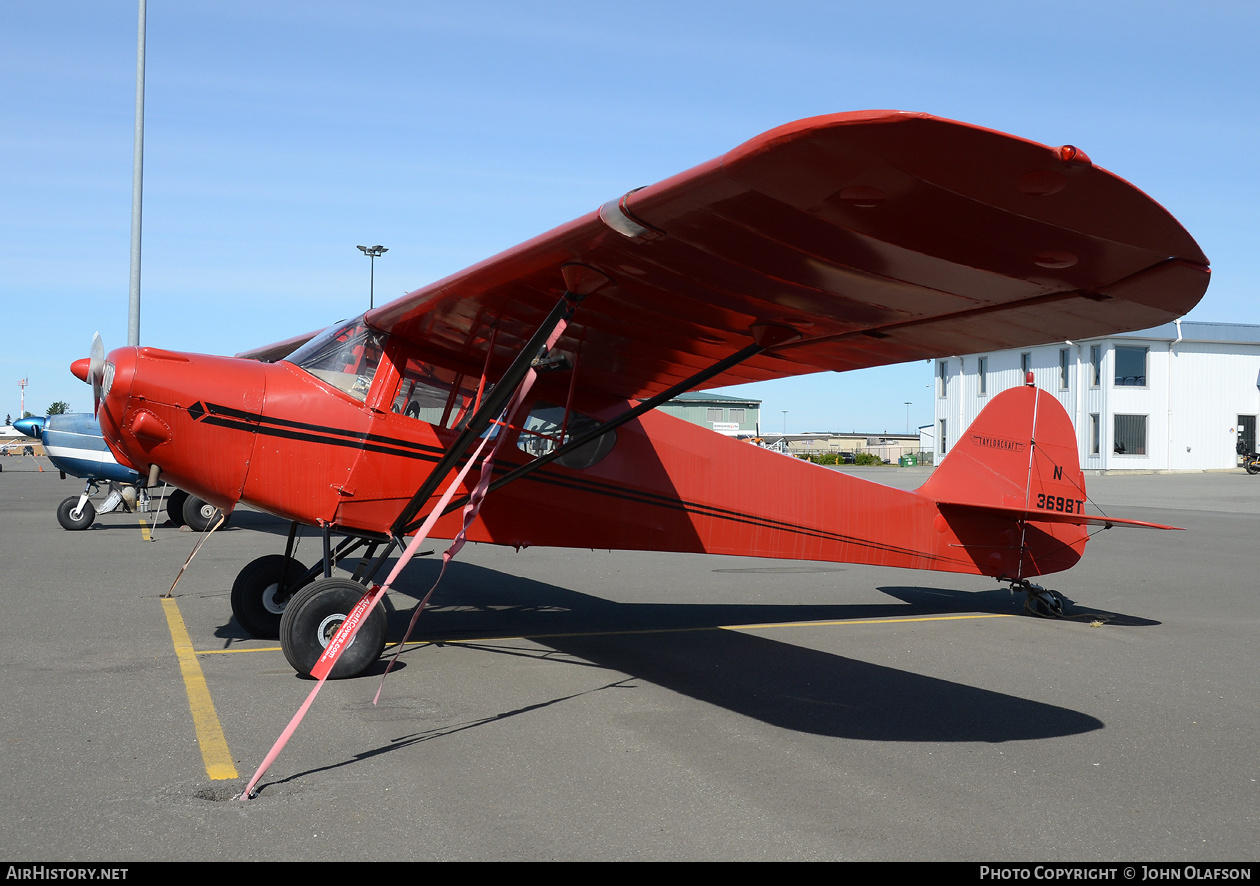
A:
<box><xmin>127</xmin><ymin>0</ymin><xmax>146</xmax><ymax>347</ymax></box>
<box><xmin>357</xmin><ymin>245</ymin><xmax>387</xmax><ymax>311</ymax></box>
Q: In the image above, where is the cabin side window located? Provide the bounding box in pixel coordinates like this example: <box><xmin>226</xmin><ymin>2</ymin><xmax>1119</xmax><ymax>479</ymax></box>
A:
<box><xmin>516</xmin><ymin>402</ymin><xmax>617</xmax><ymax>469</ymax></box>
<box><xmin>391</xmin><ymin>357</ymin><xmax>481</xmax><ymax>429</ymax></box>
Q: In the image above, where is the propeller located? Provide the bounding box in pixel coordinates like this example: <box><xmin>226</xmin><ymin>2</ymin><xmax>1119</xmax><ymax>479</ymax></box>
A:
<box><xmin>89</xmin><ymin>333</ymin><xmax>105</xmax><ymax>416</ymax></box>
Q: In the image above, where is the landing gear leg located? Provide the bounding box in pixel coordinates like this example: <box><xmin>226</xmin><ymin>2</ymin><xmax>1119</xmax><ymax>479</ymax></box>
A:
<box><xmin>56</xmin><ymin>484</ymin><xmax>97</xmax><ymax>531</ymax></box>
<box><xmin>1009</xmin><ymin>578</ymin><xmax>1065</xmax><ymax>618</ymax></box>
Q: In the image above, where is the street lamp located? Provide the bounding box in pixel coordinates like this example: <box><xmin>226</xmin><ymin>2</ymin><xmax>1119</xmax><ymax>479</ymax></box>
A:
<box><xmin>356</xmin><ymin>245</ymin><xmax>388</xmax><ymax>309</ymax></box>
<box><xmin>905</xmin><ymin>402</ymin><xmax>912</xmax><ymax>434</ymax></box>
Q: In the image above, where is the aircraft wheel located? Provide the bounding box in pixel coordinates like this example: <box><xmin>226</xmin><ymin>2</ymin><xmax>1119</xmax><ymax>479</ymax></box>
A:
<box><xmin>280</xmin><ymin>579</ymin><xmax>386</xmax><ymax>679</ymax></box>
<box><xmin>1025</xmin><ymin>589</ymin><xmax>1065</xmax><ymax>618</ymax></box>
<box><xmin>182</xmin><ymin>495</ymin><xmax>228</xmax><ymax>532</ymax></box>
<box><xmin>56</xmin><ymin>496</ymin><xmax>96</xmax><ymax>531</ymax></box>
<box><xmin>166</xmin><ymin>489</ymin><xmax>189</xmax><ymax>526</ymax></box>
<box><xmin>231</xmin><ymin>555</ymin><xmax>311</xmax><ymax>639</ymax></box>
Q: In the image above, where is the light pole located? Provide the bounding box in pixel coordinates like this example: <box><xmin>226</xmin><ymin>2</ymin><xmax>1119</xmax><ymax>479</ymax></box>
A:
<box><xmin>781</xmin><ymin>410</ymin><xmax>788</xmax><ymax>434</ymax></box>
<box><xmin>905</xmin><ymin>402</ymin><xmax>911</xmax><ymax>434</ymax></box>
<box><xmin>356</xmin><ymin>245</ymin><xmax>387</xmax><ymax>309</ymax></box>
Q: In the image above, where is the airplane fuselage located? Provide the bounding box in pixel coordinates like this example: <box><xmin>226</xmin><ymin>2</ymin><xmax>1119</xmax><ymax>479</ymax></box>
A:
<box><xmin>93</xmin><ymin>338</ymin><xmax>1087</xmax><ymax>580</ymax></box>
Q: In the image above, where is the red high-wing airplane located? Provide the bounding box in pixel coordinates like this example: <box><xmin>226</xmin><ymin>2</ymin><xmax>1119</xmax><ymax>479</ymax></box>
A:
<box><xmin>80</xmin><ymin>111</ymin><xmax>1208</xmax><ymax>679</ymax></box>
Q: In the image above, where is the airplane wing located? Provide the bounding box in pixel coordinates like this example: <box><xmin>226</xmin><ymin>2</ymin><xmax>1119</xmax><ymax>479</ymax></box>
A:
<box><xmin>236</xmin><ymin>330</ymin><xmax>322</xmax><ymax>363</ymax></box>
<box><xmin>364</xmin><ymin>111</ymin><xmax>1208</xmax><ymax>401</ymax></box>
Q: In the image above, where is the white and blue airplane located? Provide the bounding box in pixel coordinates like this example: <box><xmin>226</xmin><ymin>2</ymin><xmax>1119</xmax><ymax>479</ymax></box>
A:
<box><xmin>13</xmin><ymin>413</ymin><xmax>222</xmax><ymax>531</ymax></box>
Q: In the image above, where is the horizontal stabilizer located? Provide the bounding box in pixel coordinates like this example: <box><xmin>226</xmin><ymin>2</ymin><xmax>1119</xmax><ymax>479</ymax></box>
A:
<box><xmin>939</xmin><ymin>502</ymin><xmax>1183</xmax><ymax>531</ymax></box>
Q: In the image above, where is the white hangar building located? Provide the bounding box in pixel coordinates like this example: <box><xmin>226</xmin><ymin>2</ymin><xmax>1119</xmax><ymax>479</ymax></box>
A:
<box><xmin>933</xmin><ymin>321</ymin><xmax>1260</xmax><ymax>471</ymax></box>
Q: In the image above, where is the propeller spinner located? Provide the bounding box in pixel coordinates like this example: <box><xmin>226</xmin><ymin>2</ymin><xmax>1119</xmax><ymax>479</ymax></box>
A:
<box><xmin>71</xmin><ymin>334</ymin><xmax>114</xmax><ymax>416</ymax></box>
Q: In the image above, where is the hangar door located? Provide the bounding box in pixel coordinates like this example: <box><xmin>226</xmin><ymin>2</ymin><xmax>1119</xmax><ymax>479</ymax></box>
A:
<box><xmin>1239</xmin><ymin>415</ymin><xmax>1256</xmax><ymax>457</ymax></box>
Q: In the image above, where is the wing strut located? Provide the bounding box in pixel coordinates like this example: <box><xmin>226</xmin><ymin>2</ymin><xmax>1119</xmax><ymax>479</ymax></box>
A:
<box><xmin>403</xmin><ymin>322</ymin><xmax>801</xmax><ymax>534</ymax></box>
<box><xmin>390</xmin><ymin>276</ymin><xmax>600</xmax><ymax>538</ymax></box>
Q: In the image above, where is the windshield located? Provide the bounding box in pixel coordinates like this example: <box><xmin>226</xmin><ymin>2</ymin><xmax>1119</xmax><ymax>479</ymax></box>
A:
<box><xmin>286</xmin><ymin>319</ymin><xmax>384</xmax><ymax>402</ymax></box>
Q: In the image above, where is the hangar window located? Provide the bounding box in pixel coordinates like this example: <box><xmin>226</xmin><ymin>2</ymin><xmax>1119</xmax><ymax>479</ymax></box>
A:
<box><xmin>1113</xmin><ymin>414</ymin><xmax>1147</xmax><ymax>455</ymax></box>
<box><xmin>706</xmin><ymin>407</ymin><xmax>724</xmax><ymax>423</ymax></box>
<box><xmin>1059</xmin><ymin>348</ymin><xmax>1071</xmax><ymax>390</ymax></box>
<box><xmin>728</xmin><ymin>408</ymin><xmax>745</xmax><ymax>424</ymax></box>
<box><xmin>1090</xmin><ymin>346</ymin><xmax>1102</xmax><ymax>387</ymax></box>
<box><xmin>1114</xmin><ymin>346</ymin><xmax>1148</xmax><ymax>387</ymax></box>
<box><xmin>938</xmin><ymin>361</ymin><xmax>948</xmax><ymax>398</ymax></box>
<box><xmin>516</xmin><ymin>402</ymin><xmax>616</xmax><ymax>470</ymax></box>
<box><xmin>977</xmin><ymin>357</ymin><xmax>988</xmax><ymax>395</ymax></box>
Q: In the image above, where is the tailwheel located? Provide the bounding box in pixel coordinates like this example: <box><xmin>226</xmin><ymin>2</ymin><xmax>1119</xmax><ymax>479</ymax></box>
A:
<box><xmin>279</xmin><ymin>578</ymin><xmax>387</xmax><ymax>679</ymax></box>
<box><xmin>1010</xmin><ymin>579</ymin><xmax>1065</xmax><ymax>618</ymax></box>
<box><xmin>230</xmin><ymin>555</ymin><xmax>312</xmax><ymax>639</ymax></box>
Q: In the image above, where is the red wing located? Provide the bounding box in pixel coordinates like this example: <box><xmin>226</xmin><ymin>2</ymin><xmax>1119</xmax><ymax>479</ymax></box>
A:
<box><xmin>236</xmin><ymin>330</ymin><xmax>322</xmax><ymax>363</ymax></box>
<box><xmin>365</xmin><ymin>111</ymin><xmax>1208</xmax><ymax>400</ymax></box>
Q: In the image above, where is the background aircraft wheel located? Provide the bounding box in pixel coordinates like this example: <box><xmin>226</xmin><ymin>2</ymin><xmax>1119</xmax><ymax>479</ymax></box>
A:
<box><xmin>56</xmin><ymin>496</ymin><xmax>96</xmax><ymax>531</ymax></box>
<box><xmin>166</xmin><ymin>489</ymin><xmax>189</xmax><ymax>527</ymax></box>
<box><xmin>182</xmin><ymin>495</ymin><xmax>228</xmax><ymax>532</ymax></box>
<box><xmin>231</xmin><ymin>555</ymin><xmax>311</xmax><ymax>639</ymax></box>
<box><xmin>280</xmin><ymin>579</ymin><xmax>386</xmax><ymax>679</ymax></box>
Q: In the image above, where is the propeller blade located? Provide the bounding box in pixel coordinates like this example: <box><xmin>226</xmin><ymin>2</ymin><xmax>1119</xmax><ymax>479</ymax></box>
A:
<box><xmin>90</xmin><ymin>332</ymin><xmax>104</xmax><ymax>416</ymax></box>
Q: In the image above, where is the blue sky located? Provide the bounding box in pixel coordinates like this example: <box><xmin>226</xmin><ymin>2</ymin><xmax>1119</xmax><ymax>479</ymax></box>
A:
<box><xmin>3</xmin><ymin>1</ymin><xmax>1257</xmax><ymax>432</ymax></box>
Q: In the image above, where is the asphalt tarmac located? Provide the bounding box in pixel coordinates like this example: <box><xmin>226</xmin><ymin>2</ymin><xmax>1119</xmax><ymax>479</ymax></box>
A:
<box><xmin>1</xmin><ymin>462</ymin><xmax>1256</xmax><ymax>861</ymax></box>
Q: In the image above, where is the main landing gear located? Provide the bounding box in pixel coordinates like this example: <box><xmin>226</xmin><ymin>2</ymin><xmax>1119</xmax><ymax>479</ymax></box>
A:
<box><xmin>1007</xmin><ymin>578</ymin><xmax>1065</xmax><ymax>618</ymax></box>
<box><xmin>229</xmin><ymin>522</ymin><xmax>397</xmax><ymax>678</ymax></box>
<box><xmin>163</xmin><ymin>488</ymin><xmax>230</xmax><ymax>532</ymax></box>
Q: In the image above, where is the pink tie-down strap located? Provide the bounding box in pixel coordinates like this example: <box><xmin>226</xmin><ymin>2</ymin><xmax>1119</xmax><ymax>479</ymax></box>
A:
<box><xmin>240</xmin><ymin>321</ymin><xmax>567</xmax><ymax>799</ymax></box>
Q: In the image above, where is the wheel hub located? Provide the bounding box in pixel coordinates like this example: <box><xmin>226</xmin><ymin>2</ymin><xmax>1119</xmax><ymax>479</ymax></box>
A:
<box><xmin>316</xmin><ymin>613</ymin><xmax>355</xmax><ymax>649</ymax></box>
<box><xmin>261</xmin><ymin>583</ymin><xmax>286</xmax><ymax>616</ymax></box>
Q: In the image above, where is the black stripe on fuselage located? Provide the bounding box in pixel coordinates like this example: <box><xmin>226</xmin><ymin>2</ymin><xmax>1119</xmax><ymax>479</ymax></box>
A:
<box><xmin>195</xmin><ymin>400</ymin><xmax>965</xmax><ymax>567</ymax></box>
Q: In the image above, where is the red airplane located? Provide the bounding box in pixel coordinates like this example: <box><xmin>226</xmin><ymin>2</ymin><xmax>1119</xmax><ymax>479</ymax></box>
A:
<box><xmin>80</xmin><ymin>111</ymin><xmax>1209</xmax><ymax>680</ymax></box>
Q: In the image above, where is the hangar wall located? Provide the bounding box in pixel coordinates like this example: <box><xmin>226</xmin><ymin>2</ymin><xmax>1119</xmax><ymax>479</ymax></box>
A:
<box><xmin>933</xmin><ymin>322</ymin><xmax>1260</xmax><ymax>471</ymax></box>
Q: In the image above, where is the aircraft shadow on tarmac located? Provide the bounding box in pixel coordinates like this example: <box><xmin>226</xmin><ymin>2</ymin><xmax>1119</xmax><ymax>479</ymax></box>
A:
<box><xmin>225</xmin><ymin>560</ymin><xmax>1112</xmax><ymax>749</ymax></box>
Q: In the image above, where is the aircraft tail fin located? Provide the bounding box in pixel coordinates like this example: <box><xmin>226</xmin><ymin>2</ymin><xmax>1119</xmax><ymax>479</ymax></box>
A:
<box><xmin>918</xmin><ymin>377</ymin><xmax>1178</xmax><ymax>580</ymax></box>
<box><xmin>919</xmin><ymin>378</ymin><xmax>1088</xmax><ymax>521</ymax></box>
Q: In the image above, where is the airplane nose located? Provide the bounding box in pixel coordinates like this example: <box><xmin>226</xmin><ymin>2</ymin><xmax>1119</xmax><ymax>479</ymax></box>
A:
<box><xmin>13</xmin><ymin>417</ymin><xmax>45</xmax><ymax>438</ymax></box>
<box><xmin>92</xmin><ymin>347</ymin><xmax>138</xmax><ymax>464</ymax></box>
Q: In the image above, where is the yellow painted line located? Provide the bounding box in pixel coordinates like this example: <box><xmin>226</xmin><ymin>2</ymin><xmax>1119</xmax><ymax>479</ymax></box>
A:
<box><xmin>161</xmin><ymin>597</ymin><xmax>239</xmax><ymax>780</ymax></box>
<box><xmin>137</xmin><ymin>514</ymin><xmax>152</xmax><ymax>541</ymax></box>
<box><xmin>191</xmin><ymin>612</ymin><xmax>1014</xmax><ymax>655</ymax></box>
<box><xmin>722</xmin><ymin>613</ymin><xmax>1015</xmax><ymax>631</ymax></box>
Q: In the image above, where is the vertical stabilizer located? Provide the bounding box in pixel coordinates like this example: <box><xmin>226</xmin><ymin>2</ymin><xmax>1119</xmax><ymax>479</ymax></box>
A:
<box><xmin>918</xmin><ymin>379</ymin><xmax>1090</xmax><ymax>578</ymax></box>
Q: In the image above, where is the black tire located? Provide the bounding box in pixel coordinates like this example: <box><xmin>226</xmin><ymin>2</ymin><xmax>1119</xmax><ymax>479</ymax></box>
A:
<box><xmin>56</xmin><ymin>496</ymin><xmax>96</xmax><ymax>531</ymax></box>
<box><xmin>183</xmin><ymin>495</ymin><xmax>228</xmax><ymax>532</ymax></box>
<box><xmin>1246</xmin><ymin>458</ymin><xmax>1260</xmax><ymax>475</ymax></box>
<box><xmin>166</xmin><ymin>489</ymin><xmax>189</xmax><ymax>526</ymax></box>
<box><xmin>230</xmin><ymin>555</ymin><xmax>311</xmax><ymax>639</ymax></box>
<box><xmin>1026</xmin><ymin>591</ymin><xmax>1064</xmax><ymax>618</ymax></box>
<box><xmin>280</xmin><ymin>578</ymin><xmax>387</xmax><ymax>679</ymax></box>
